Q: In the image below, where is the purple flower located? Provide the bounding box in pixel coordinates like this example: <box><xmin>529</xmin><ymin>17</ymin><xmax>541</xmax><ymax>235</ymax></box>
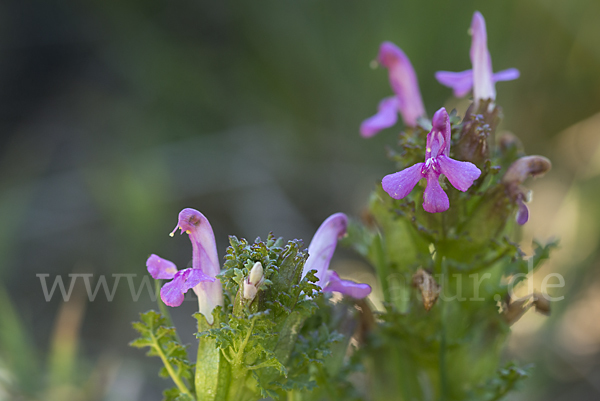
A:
<box><xmin>360</xmin><ymin>42</ymin><xmax>426</xmax><ymax>137</ymax></box>
<box><xmin>435</xmin><ymin>11</ymin><xmax>519</xmax><ymax>103</ymax></box>
<box><xmin>515</xmin><ymin>194</ymin><xmax>529</xmax><ymax>225</ymax></box>
<box><xmin>302</xmin><ymin>213</ymin><xmax>371</xmax><ymax>299</ymax></box>
<box><xmin>146</xmin><ymin>208</ymin><xmax>223</xmax><ymax>324</ymax></box>
<box><xmin>382</xmin><ymin>108</ymin><xmax>481</xmax><ymax>213</ymax></box>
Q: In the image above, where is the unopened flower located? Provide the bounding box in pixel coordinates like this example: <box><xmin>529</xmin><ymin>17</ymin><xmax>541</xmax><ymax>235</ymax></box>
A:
<box><xmin>243</xmin><ymin>261</ymin><xmax>264</xmax><ymax>301</ymax></box>
<box><xmin>412</xmin><ymin>268</ymin><xmax>440</xmax><ymax>311</ymax></box>
<box><xmin>435</xmin><ymin>11</ymin><xmax>519</xmax><ymax>103</ymax></box>
<box><xmin>503</xmin><ymin>292</ymin><xmax>551</xmax><ymax>325</ymax></box>
<box><xmin>502</xmin><ymin>156</ymin><xmax>551</xmax><ymax>224</ymax></box>
<box><xmin>360</xmin><ymin>42</ymin><xmax>425</xmax><ymax>137</ymax></box>
<box><xmin>382</xmin><ymin>108</ymin><xmax>481</xmax><ymax>213</ymax></box>
<box><xmin>146</xmin><ymin>208</ymin><xmax>223</xmax><ymax>324</ymax></box>
<box><xmin>302</xmin><ymin>213</ymin><xmax>371</xmax><ymax>299</ymax></box>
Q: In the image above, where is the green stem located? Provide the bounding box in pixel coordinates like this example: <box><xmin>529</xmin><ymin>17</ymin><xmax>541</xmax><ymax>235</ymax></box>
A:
<box><xmin>155</xmin><ymin>280</ymin><xmax>174</xmax><ymax>327</ymax></box>
<box><xmin>246</xmin><ymin>360</ymin><xmax>277</xmax><ymax>371</ymax></box>
<box><xmin>151</xmin><ymin>332</ymin><xmax>192</xmax><ymax>398</ymax></box>
<box><xmin>449</xmin><ymin>248</ymin><xmax>511</xmax><ymax>274</ymax></box>
<box><xmin>225</xmin><ymin>318</ymin><xmax>257</xmax><ymax>401</ymax></box>
<box><xmin>441</xmin><ymin>211</ymin><xmax>447</xmax><ymax>240</ymax></box>
<box><xmin>370</xmin><ymin>234</ymin><xmax>391</xmax><ymax>303</ymax></box>
<box><xmin>235</xmin><ymin>318</ymin><xmax>255</xmax><ymax>364</ymax></box>
<box><xmin>221</xmin><ymin>349</ymin><xmax>234</xmax><ymax>364</ymax></box>
<box><xmin>439</xmin><ymin>257</ymin><xmax>448</xmax><ymax>401</ymax></box>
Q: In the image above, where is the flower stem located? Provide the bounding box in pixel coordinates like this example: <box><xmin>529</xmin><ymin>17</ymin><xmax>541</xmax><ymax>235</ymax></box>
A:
<box><xmin>150</xmin><ymin>331</ymin><xmax>193</xmax><ymax>398</ymax></box>
<box><xmin>439</xmin><ymin>257</ymin><xmax>448</xmax><ymax>401</ymax></box>
<box><xmin>155</xmin><ymin>279</ymin><xmax>174</xmax><ymax>327</ymax></box>
<box><xmin>235</xmin><ymin>318</ymin><xmax>255</xmax><ymax>364</ymax></box>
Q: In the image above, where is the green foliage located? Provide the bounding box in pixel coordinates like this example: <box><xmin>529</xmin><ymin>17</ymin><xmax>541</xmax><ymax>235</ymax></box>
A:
<box><xmin>466</xmin><ymin>362</ymin><xmax>533</xmax><ymax>401</ymax></box>
<box><xmin>341</xmin><ymin>103</ymin><xmax>557</xmax><ymax>401</ymax></box>
<box><xmin>130</xmin><ymin>310</ymin><xmax>194</xmax><ymax>400</ymax></box>
<box><xmin>192</xmin><ymin>234</ymin><xmax>341</xmax><ymax>400</ymax></box>
<box><xmin>291</xmin><ymin>297</ymin><xmax>366</xmax><ymax>401</ymax></box>
<box><xmin>133</xmin><ymin>76</ymin><xmax>558</xmax><ymax>401</ymax></box>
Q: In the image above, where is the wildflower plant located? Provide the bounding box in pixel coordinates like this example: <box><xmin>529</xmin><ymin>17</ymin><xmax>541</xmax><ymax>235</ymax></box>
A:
<box><xmin>132</xmin><ymin>10</ymin><xmax>557</xmax><ymax>401</ymax></box>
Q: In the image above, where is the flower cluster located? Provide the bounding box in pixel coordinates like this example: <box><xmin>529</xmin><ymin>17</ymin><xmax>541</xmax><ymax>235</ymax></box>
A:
<box><xmin>362</xmin><ymin>11</ymin><xmax>532</xmax><ymax>216</ymax></box>
<box><xmin>133</xmin><ymin>10</ymin><xmax>557</xmax><ymax>401</ymax></box>
<box><xmin>147</xmin><ymin>209</ymin><xmax>371</xmax><ymax>323</ymax></box>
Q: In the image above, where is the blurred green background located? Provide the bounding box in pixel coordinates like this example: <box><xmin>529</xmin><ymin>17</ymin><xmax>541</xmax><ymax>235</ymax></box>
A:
<box><xmin>1</xmin><ymin>0</ymin><xmax>600</xmax><ymax>400</ymax></box>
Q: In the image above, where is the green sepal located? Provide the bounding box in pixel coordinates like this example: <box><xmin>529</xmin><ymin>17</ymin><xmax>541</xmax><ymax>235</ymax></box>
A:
<box><xmin>194</xmin><ymin>309</ymin><xmax>231</xmax><ymax>401</ymax></box>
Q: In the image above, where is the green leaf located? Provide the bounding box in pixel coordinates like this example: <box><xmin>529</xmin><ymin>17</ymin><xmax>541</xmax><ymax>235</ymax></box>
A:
<box><xmin>130</xmin><ymin>311</ymin><xmax>194</xmax><ymax>397</ymax></box>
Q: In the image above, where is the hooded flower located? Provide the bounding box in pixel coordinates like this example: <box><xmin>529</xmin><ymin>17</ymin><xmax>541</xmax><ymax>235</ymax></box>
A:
<box><xmin>146</xmin><ymin>208</ymin><xmax>223</xmax><ymax>324</ymax></box>
<box><xmin>301</xmin><ymin>213</ymin><xmax>371</xmax><ymax>299</ymax></box>
<box><xmin>502</xmin><ymin>156</ymin><xmax>551</xmax><ymax>225</ymax></box>
<box><xmin>435</xmin><ymin>11</ymin><xmax>519</xmax><ymax>103</ymax></box>
<box><xmin>360</xmin><ymin>42</ymin><xmax>426</xmax><ymax>137</ymax></box>
<box><xmin>382</xmin><ymin>108</ymin><xmax>481</xmax><ymax>213</ymax></box>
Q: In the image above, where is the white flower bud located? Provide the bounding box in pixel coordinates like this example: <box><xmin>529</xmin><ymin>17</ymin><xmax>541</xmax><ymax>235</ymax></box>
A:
<box><xmin>243</xmin><ymin>262</ymin><xmax>264</xmax><ymax>301</ymax></box>
<box><xmin>248</xmin><ymin>262</ymin><xmax>263</xmax><ymax>286</ymax></box>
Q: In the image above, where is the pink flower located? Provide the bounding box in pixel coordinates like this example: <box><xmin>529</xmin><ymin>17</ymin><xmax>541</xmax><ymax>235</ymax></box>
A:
<box><xmin>382</xmin><ymin>108</ymin><xmax>481</xmax><ymax>213</ymax></box>
<box><xmin>302</xmin><ymin>213</ymin><xmax>371</xmax><ymax>299</ymax></box>
<box><xmin>435</xmin><ymin>11</ymin><xmax>519</xmax><ymax>103</ymax></box>
<box><xmin>146</xmin><ymin>208</ymin><xmax>223</xmax><ymax>324</ymax></box>
<box><xmin>361</xmin><ymin>42</ymin><xmax>426</xmax><ymax>137</ymax></box>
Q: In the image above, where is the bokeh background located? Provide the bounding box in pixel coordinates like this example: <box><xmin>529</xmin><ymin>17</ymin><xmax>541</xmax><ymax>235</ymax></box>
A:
<box><xmin>1</xmin><ymin>0</ymin><xmax>600</xmax><ymax>400</ymax></box>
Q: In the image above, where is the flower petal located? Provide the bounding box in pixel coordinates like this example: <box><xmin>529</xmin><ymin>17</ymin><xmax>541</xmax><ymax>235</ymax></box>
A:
<box><xmin>426</xmin><ymin>131</ymin><xmax>445</xmax><ymax>161</ymax></box>
<box><xmin>146</xmin><ymin>254</ymin><xmax>178</xmax><ymax>279</ymax></box>
<box><xmin>382</xmin><ymin>163</ymin><xmax>425</xmax><ymax>200</ymax></box>
<box><xmin>377</xmin><ymin>42</ymin><xmax>425</xmax><ymax>127</ymax></box>
<box><xmin>193</xmin><ymin>281</ymin><xmax>223</xmax><ymax>325</ymax></box>
<box><xmin>160</xmin><ymin>273</ymin><xmax>187</xmax><ymax>307</ymax></box>
<box><xmin>437</xmin><ymin>155</ymin><xmax>482</xmax><ymax>192</ymax></box>
<box><xmin>360</xmin><ymin>97</ymin><xmax>399</xmax><ymax>138</ymax></box>
<box><xmin>186</xmin><ymin>268</ymin><xmax>216</xmax><ymax>287</ymax></box>
<box><xmin>323</xmin><ymin>271</ymin><xmax>372</xmax><ymax>299</ymax></box>
<box><xmin>429</xmin><ymin>108</ymin><xmax>451</xmax><ymax>157</ymax></box>
<box><xmin>470</xmin><ymin>11</ymin><xmax>495</xmax><ymax>101</ymax></box>
<box><xmin>423</xmin><ymin>171</ymin><xmax>449</xmax><ymax>213</ymax></box>
<box><xmin>493</xmin><ymin>68</ymin><xmax>520</xmax><ymax>82</ymax></box>
<box><xmin>175</xmin><ymin>208</ymin><xmax>221</xmax><ymax>278</ymax></box>
<box><xmin>435</xmin><ymin>70</ymin><xmax>474</xmax><ymax>98</ymax></box>
<box><xmin>516</xmin><ymin>199</ymin><xmax>529</xmax><ymax>225</ymax></box>
<box><xmin>160</xmin><ymin>268</ymin><xmax>215</xmax><ymax>307</ymax></box>
<box><xmin>302</xmin><ymin>213</ymin><xmax>348</xmax><ymax>287</ymax></box>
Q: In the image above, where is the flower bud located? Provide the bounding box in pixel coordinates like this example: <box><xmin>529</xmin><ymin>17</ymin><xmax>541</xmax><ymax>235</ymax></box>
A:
<box><xmin>503</xmin><ymin>293</ymin><xmax>551</xmax><ymax>325</ymax></box>
<box><xmin>502</xmin><ymin>156</ymin><xmax>551</xmax><ymax>186</ymax></box>
<box><xmin>243</xmin><ymin>262</ymin><xmax>264</xmax><ymax>301</ymax></box>
<box><xmin>532</xmin><ymin>293</ymin><xmax>551</xmax><ymax>316</ymax></box>
<box><xmin>456</xmin><ymin>114</ymin><xmax>491</xmax><ymax>165</ymax></box>
<box><xmin>503</xmin><ymin>295</ymin><xmax>532</xmax><ymax>325</ymax></box>
<box><xmin>455</xmin><ymin>101</ymin><xmax>500</xmax><ymax>166</ymax></box>
<box><xmin>412</xmin><ymin>268</ymin><xmax>440</xmax><ymax>311</ymax></box>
